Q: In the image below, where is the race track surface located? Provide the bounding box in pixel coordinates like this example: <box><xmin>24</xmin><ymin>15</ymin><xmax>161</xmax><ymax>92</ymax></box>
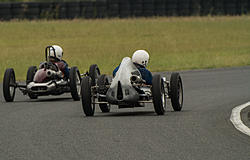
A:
<box><xmin>1</xmin><ymin>67</ymin><xmax>250</xmax><ymax>160</ymax></box>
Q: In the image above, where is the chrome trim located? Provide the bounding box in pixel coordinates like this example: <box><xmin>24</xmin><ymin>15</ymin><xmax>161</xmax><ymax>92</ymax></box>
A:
<box><xmin>27</xmin><ymin>79</ymin><xmax>67</xmax><ymax>93</ymax></box>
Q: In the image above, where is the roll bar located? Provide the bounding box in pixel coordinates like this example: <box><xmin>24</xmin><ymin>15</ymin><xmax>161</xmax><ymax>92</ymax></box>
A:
<box><xmin>45</xmin><ymin>46</ymin><xmax>56</xmax><ymax>61</ymax></box>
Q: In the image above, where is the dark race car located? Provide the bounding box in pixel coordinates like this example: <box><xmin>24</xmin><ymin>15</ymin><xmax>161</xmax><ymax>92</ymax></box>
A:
<box><xmin>81</xmin><ymin>57</ymin><xmax>183</xmax><ymax>116</ymax></box>
<box><xmin>3</xmin><ymin>47</ymin><xmax>81</xmax><ymax>102</ymax></box>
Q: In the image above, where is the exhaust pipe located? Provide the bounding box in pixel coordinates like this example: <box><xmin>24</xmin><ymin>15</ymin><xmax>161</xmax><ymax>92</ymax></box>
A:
<box><xmin>46</xmin><ymin>70</ymin><xmax>53</xmax><ymax>77</ymax></box>
<box><xmin>46</xmin><ymin>70</ymin><xmax>62</xmax><ymax>78</ymax></box>
<box><xmin>130</xmin><ymin>75</ymin><xmax>143</xmax><ymax>83</ymax></box>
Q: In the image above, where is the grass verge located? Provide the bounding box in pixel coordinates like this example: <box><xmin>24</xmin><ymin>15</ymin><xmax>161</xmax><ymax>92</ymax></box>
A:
<box><xmin>0</xmin><ymin>16</ymin><xmax>250</xmax><ymax>80</ymax></box>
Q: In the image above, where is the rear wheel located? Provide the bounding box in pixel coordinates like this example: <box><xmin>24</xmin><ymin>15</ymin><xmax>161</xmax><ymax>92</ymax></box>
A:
<box><xmin>97</xmin><ymin>74</ymin><xmax>110</xmax><ymax>113</ymax></box>
<box><xmin>3</xmin><ymin>68</ymin><xmax>16</xmax><ymax>102</ymax></box>
<box><xmin>170</xmin><ymin>72</ymin><xmax>183</xmax><ymax>111</ymax></box>
<box><xmin>89</xmin><ymin>64</ymin><xmax>100</xmax><ymax>86</ymax></box>
<box><xmin>26</xmin><ymin>66</ymin><xmax>38</xmax><ymax>99</ymax></box>
<box><xmin>81</xmin><ymin>76</ymin><xmax>95</xmax><ymax>116</ymax></box>
<box><xmin>69</xmin><ymin>66</ymin><xmax>81</xmax><ymax>101</ymax></box>
<box><xmin>152</xmin><ymin>74</ymin><xmax>166</xmax><ymax>115</ymax></box>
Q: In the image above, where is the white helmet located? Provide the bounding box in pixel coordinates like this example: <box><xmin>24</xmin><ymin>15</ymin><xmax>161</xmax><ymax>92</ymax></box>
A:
<box><xmin>48</xmin><ymin>45</ymin><xmax>63</xmax><ymax>61</ymax></box>
<box><xmin>132</xmin><ymin>50</ymin><xmax>149</xmax><ymax>67</ymax></box>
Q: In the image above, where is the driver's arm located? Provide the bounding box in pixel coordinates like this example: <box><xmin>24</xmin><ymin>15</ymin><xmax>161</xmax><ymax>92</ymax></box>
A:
<box><xmin>113</xmin><ymin>65</ymin><xmax>120</xmax><ymax>77</ymax></box>
<box><xmin>58</xmin><ymin>60</ymin><xmax>69</xmax><ymax>78</ymax></box>
<box><xmin>64</xmin><ymin>64</ymin><xmax>69</xmax><ymax>78</ymax></box>
<box><xmin>139</xmin><ymin>68</ymin><xmax>152</xmax><ymax>85</ymax></box>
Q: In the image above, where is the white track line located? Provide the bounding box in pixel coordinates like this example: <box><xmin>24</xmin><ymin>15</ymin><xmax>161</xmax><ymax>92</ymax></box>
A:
<box><xmin>230</xmin><ymin>102</ymin><xmax>250</xmax><ymax>137</ymax></box>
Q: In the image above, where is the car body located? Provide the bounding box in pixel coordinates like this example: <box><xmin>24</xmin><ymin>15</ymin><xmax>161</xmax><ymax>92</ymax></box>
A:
<box><xmin>81</xmin><ymin>57</ymin><xmax>183</xmax><ymax>116</ymax></box>
<box><xmin>3</xmin><ymin>50</ymin><xmax>81</xmax><ymax>102</ymax></box>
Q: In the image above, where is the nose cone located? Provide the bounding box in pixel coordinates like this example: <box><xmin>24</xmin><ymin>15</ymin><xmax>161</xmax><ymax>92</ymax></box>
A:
<box><xmin>107</xmin><ymin>57</ymin><xmax>141</xmax><ymax>104</ymax></box>
<box><xmin>106</xmin><ymin>80</ymin><xmax>139</xmax><ymax>104</ymax></box>
<box><xmin>34</xmin><ymin>69</ymin><xmax>47</xmax><ymax>83</ymax></box>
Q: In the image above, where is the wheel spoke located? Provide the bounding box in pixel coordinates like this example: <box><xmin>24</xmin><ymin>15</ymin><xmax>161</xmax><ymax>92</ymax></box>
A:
<box><xmin>76</xmin><ymin>75</ymin><xmax>81</xmax><ymax>95</ymax></box>
<box><xmin>9</xmin><ymin>75</ymin><xmax>15</xmax><ymax>96</ymax></box>
<box><xmin>92</xmin><ymin>97</ymin><xmax>95</xmax><ymax>111</ymax></box>
<box><xmin>178</xmin><ymin>82</ymin><xmax>183</xmax><ymax>105</ymax></box>
<box><xmin>161</xmin><ymin>84</ymin><xmax>166</xmax><ymax>109</ymax></box>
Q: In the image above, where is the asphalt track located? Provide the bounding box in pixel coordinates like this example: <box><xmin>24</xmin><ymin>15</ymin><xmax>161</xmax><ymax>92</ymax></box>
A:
<box><xmin>0</xmin><ymin>67</ymin><xmax>250</xmax><ymax>160</ymax></box>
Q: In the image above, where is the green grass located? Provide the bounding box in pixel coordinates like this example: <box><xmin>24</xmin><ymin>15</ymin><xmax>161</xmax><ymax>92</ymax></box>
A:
<box><xmin>1</xmin><ymin>16</ymin><xmax>250</xmax><ymax>80</ymax></box>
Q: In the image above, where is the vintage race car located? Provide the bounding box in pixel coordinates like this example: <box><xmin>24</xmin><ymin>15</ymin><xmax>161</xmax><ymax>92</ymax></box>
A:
<box><xmin>2</xmin><ymin>46</ymin><xmax>81</xmax><ymax>102</ymax></box>
<box><xmin>81</xmin><ymin>57</ymin><xmax>183</xmax><ymax>116</ymax></box>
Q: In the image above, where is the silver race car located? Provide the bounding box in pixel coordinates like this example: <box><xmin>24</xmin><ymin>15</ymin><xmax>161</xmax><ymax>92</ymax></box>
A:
<box><xmin>81</xmin><ymin>57</ymin><xmax>183</xmax><ymax>116</ymax></box>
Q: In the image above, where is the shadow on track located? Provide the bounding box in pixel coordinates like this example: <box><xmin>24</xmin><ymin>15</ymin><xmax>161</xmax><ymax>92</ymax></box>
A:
<box><xmin>100</xmin><ymin>111</ymin><xmax>156</xmax><ymax>117</ymax></box>
<box><xmin>86</xmin><ymin>111</ymin><xmax>171</xmax><ymax>117</ymax></box>
<box><xmin>1</xmin><ymin>97</ymin><xmax>74</xmax><ymax>104</ymax></box>
<box><xmin>85</xmin><ymin>109</ymin><xmax>190</xmax><ymax>118</ymax></box>
<box><xmin>34</xmin><ymin>97</ymin><xmax>74</xmax><ymax>102</ymax></box>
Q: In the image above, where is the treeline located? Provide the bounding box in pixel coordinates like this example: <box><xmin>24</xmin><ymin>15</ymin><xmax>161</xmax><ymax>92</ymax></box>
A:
<box><xmin>0</xmin><ymin>0</ymin><xmax>86</xmax><ymax>2</ymax></box>
<box><xmin>0</xmin><ymin>0</ymin><xmax>249</xmax><ymax>20</ymax></box>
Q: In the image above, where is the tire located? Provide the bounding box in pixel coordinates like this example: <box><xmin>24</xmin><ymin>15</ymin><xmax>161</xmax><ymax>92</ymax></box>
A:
<box><xmin>26</xmin><ymin>66</ymin><xmax>38</xmax><ymax>99</ymax></box>
<box><xmin>97</xmin><ymin>74</ymin><xmax>110</xmax><ymax>113</ymax></box>
<box><xmin>152</xmin><ymin>74</ymin><xmax>166</xmax><ymax>115</ymax></box>
<box><xmin>170</xmin><ymin>72</ymin><xmax>183</xmax><ymax>111</ymax></box>
<box><xmin>69</xmin><ymin>66</ymin><xmax>81</xmax><ymax>101</ymax></box>
<box><xmin>89</xmin><ymin>64</ymin><xmax>100</xmax><ymax>86</ymax></box>
<box><xmin>3</xmin><ymin>68</ymin><xmax>16</xmax><ymax>102</ymax></box>
<box><xmin>81</xmin><ymin>76</ymin><xmax>95</xmax><ymax>116</ymax></box>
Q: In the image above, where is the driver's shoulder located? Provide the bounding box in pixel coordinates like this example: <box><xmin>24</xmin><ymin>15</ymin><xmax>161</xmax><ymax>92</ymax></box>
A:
<box><xmin>138</xmin><ymin>67</ymin><xmax>152</xmax><ymax>77</ymax></box>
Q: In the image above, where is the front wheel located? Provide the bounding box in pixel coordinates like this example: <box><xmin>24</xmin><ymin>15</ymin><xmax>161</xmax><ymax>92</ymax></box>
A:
<box><xmin>26</xmin><ymin>66</ymin><xmax>38</xmax><ymax>99</ymax></box>
<box><xmin>152</xmin><ymin>74</ymin><xmax>166</xmax><ymax>115</ymax></box>
<box><xmin>3</xmin><ymin>68</ymin><xmax>16</xmax><ymax>102</ymax></box>
<box><xmin>69</xmin><ymin>66</ymin><xmax>81</xmax><ymax>101</ymax></box>
<box><xmin>170</xmin><ymin>72</ymin><xmax>183</xmax><ymax>111</ymax></box>
<box><xmin>89</xmin><ymin>64</ymin><xmax>100</xmax><ymax>86</ymax></box>
<box><xmin>97</xmin><ymin>74</ymin><xmax>110</xmax><ymax>113</ymax></box>
<box><xmin>81</xmin><ymin>76</ymin><xmax>95</xmax><ymax>116</ymax></box>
